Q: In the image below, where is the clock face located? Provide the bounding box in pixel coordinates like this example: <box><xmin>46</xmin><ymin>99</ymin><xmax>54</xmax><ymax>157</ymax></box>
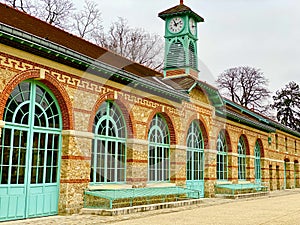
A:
<box><xmin>189</xmin><ymin>18</ymin><xmax>196</xmax><ymax>35</ymax></box>
<box><xmin>168</xmin><ymin>17</ymin><xmax>184</xmax><ymax>33</ymax></box>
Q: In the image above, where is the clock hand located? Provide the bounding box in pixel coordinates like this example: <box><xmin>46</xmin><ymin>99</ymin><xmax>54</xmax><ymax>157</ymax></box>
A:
<box><xmin>173</xmin><ymin>20</ymin><xmax>178</xmax><ymax>26</ymax></box>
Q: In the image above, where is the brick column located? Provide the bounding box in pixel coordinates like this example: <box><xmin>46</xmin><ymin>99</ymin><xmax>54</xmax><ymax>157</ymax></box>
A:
<box><xmin>170</xmin><ymin>145</ymin><xmax>187</xmax><ymax>186</ymax></box>
<box><xmin>204</xmin><ymin>149</ymin><xmax>217</xmax><ymax>197</ymax></box>
<box><xmin>59</xmin><ymin>130</ymin><xmax>93</xmax><ymax>214</ymax></box>
<box><xmin>275</xmin><ymin>163</ymin><xmax>283</xmax><ymax>190</ymax></box>
<box><xmin>261</xmin><ymin>158</ymin><xmax>269</xmax><ymax>185</ymax></box>
<box><xmin>286</xmin><ymin>161</ymin><xmax>294</xmax><ymax>189</ymax></box>
<box><xmin>295</xmin><ymin>162</ymin><xmax>300</xmax><ymax>188</ymax></box>
<box><xmin>246</xmin><ymin>156</ymin><xmax>255</xmax><ymax>182</ymax></box>
<box><xmin>228</xmin><ymin>153</ymin><xmax>238</xmax><ymax>183</ymax></box>
<box><xmin>269</xmin><ymin>163</ymin><xmax>275</xmax><ymax>191</ymax></box>
<box><xmin>126</xmin><ymin>139</ymin><xmax>148</xmax><ymax>187</ymax></box>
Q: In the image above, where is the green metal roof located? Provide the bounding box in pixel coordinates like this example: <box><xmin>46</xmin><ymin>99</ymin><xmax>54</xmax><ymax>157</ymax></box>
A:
<box><xmin>216</xmin><ymin>109</ymin><xmax>276</xmax><ymax>133</ymax></box>
<box><xmin>222</xmin><ymin>99</ymin><xmax>300</xmax><ymax>137</ymax></box>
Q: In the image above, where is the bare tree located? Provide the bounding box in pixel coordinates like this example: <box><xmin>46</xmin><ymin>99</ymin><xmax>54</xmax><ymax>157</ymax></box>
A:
<box><xmin>1</xmin><ymin>0</ymin><xmax>164</xmax><ymax>70</ymax></box>
<box><xmin>72</xmin><ymin>0</ymin><xmax>102</xmax><ymax>39</ymax></box>
<box><xmin>1</xmin><ymin>0</ymin><xmax>33</xmax><ymax>12</ymax></box>
<box><xmin>217</xmin><ymin>66</ymin><xmax>271</xmax><ymax>113</ymax></box>
<box><xmin>93</xmin><ymin>17</ymin><xmax>164</xmax><ymax>71</ymax></box>
<box><xmin>35</xmin><ymin>0</ymin><xmax>75</xmax><ymax>28</ymax></box>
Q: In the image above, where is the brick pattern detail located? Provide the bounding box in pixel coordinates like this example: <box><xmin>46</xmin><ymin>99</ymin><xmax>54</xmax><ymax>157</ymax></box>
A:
<box><xmin>0</xmin><ymin>69</ymin><xmax>74</xmax><ymax>129</ymax></box>
<box><xmin>166</xmin><ymin>69</ymin><xmax>186</xmax><ymax>77</ymax></box>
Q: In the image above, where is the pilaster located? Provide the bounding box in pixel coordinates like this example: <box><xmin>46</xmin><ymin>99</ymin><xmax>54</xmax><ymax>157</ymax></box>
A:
<box><xmin>170</xmin><ymin>145</ymin><xmax>187</xmax><ymax>186</ymax></box>
<box><xmin>126</xmin><ymin>139</ymin><xmax>148</xmax><ymax>187</ymax></box>
<box><xmin>204</xmin><ymin>149</ymin><xmax>217</xmax><ymax>197</ymax></box>
<box><xmin>59</xmin><ymin>130</ymin><xmax>93</xmax><ymax>214</ymax></box>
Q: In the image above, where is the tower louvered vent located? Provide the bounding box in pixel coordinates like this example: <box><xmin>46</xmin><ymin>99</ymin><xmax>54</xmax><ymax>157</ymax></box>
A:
<box><xmin>189</xmin><ymin>42</ymin><xmax>197</xmax><ymax>69</ymax></box>
<box><xmin>166</xmin><ymin>41</ymin><xmax>186</xmax><ymax>68</ymax></box>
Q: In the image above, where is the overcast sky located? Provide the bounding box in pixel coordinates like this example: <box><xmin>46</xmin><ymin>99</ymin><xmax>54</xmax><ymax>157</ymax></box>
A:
<box><xmin>74</xmin><ymin>0</ymin><xmax>300</xmax><ymax>94</ymax></box>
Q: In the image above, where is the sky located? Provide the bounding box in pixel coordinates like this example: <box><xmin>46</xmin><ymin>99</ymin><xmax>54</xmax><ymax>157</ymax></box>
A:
<box><xmin>73</xmin><ymin>0</ymin><xmax>300</xmax><ymax>94</ymax></box>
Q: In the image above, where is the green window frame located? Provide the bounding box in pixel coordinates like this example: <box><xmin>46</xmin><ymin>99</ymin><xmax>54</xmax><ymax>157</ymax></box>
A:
<box><xmin>186</xmin><ymin>121</ymin><xmax>204</xmax><ymax>181</ymax></box>
<box><xmin>90</xmin><ymin>101</ymin><xmax>127</xmax><ymax>184</ymax></box>
<box><xmin>217</xmin><ymin>130</ymin><xmax>228</xmax><ymax>180</ymax></box>
<box><xmin>254</xmin><ymin>141</ymin><xmax>261</xmax><ymax>181</ymax></box>
<box><xmin>238</xmin><ymin>136</ymin><xmax>247</xmax><ymax>180</ymax></box>
<box><xmin>0</xmin><ymin>80</ymin><xmax>62</xmax><ymax>185</ymax></box>
<box><xmin>148</xmin><ymin>114</ymin><xmax>170</xmax><ymax>182</ymax></box>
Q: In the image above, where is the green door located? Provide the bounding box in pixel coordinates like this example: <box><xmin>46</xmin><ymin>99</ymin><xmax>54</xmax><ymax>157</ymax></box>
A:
<box><xmin>186</xmin><ymin>121</ymin><xmax>204</xmax><ymax>198</ymax></box>
<box><xmin>0</xmin><ymin>81</ymin><xmax>62</xmax><ymax>221</ymax></box>
<box><xmin>254</xmin><ymin>141</ymin><xmax>261</xmax><ymax>184</ymax></box>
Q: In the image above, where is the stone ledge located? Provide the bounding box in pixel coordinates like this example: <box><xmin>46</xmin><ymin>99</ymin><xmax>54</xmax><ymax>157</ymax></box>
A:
<box><xmin>80</xmin><ymin>199</ymin><xmax>203</xmax><ymax>216</ymax></box>
<box><xmin>62</xmin><ymin>130</ymin><xmax>94</xmax><ymax>139</ymax></box>
<box><xmin>216</xmin><ymin>191</ymin><xmax>269</xmax><ymax>200</ymax></box>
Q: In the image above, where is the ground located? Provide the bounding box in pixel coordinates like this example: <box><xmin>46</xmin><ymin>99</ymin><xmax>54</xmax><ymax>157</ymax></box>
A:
<box><xmin>2</xmin><ymin>189</ymin><xmax>300</xmax><ymax>225</ymax></box>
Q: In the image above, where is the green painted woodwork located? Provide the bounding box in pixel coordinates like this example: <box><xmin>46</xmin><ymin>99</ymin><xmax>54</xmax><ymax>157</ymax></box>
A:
<box><xmin>0</xmin><ymin>80</ymin><xmax>62</xmax><ymax>221</ymax></box>
<box><xmin>164</xmin><ymin>15</ymin><xmax>198</xmax><ymax>38</ymax></box>
<box><xmin>217</xmin><ymin>131</ymin><xmax>228</xmax><ymax>180</ymax></box>
<box><xmin>160</xmin><ymin>9</ymin><xmax>202</xmax><ymax>77</ymax></box>
<box><xmin>90</xmin><ymin>101</ymin><xmax>127</xmax><ymax>184</ymax></box>
<box><xmin>254</xmin><ymin>141</ymin><xmax>261</xmax><ymax>183</ymax></box>
<box><xmin>186</xmin><ymin>121</ymin><xmax>204</xmax><ymax>198</ymax></box>
<box><xmin>148</xmin><ymin>114</ymin><xmax>170</xmax><ymax>182</ymax></box>
<box><xmin>238</xmin><ymin>137</ymin><xmax>246</xmax><ymax>180</ymax></box>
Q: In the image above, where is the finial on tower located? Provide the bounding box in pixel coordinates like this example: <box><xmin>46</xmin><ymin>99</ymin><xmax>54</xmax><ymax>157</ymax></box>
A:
<box><xmin>180</xmin><ymin>0</ymin><xmax>184</xmax><ymax>5</ymax></box>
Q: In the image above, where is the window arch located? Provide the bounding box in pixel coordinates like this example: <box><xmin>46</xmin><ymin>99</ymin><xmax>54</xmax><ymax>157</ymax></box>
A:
<box><xmin>0</xmin><ymin>80</ymin><xmax>62</xmax><ymax>219</ymax></box>
<box><xmin>90</xmin><ymin>101</ymin><xmax>127</xmax><ymax>184</ymax></box>
<box><xmin>238</xmin><ymin>136</ymin><xmax>247</xmax><ymax>180</ymax></box>
<box><xmin>1</xmin><ymin>81</ymin><xmax>62</xmax><ymax>185</ymax></box>
<box><xmin>148</xmin><ymin>114</ymin><xmax>170</xmax><ymax>182</ymax></box>
<box><xmin>166</xmin><ymin>40</ymin><xmax>186</xmax><ymax>68</ymax></box>
<box><xmin>254</xmin><ymin>140</ymin><xmax>261</xmax><ymax>182</ymax></box>
<box><xmin>217</xmin><ymin>130</ymin><xmax>228</xmax><ymax>180</ymax></box>
<box><xmin>186</xmin><ymin>121</ymin><xmax>204</xmax><ymax>181</ymax></box>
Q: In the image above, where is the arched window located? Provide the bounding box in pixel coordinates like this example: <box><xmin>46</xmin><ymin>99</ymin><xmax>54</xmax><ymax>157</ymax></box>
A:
<box><xmin>188</xmin><ymin>42</ymin><xmax>197</xmax><ymax>69</ymax></box>
<box><xmin>166</xmin><ymin>40</ymin><xmax>186</xmax><ymax>68</ymax></box>
<box><xmin>238</xmin><ymin>136</ymin><xmax>247</xmax><ymax>180</ymax></box>
<box><xmin>90</xmin><ymin>101</ymin><xmax>126</xmax><ymax>184</ymax></box>
<box><xmin>0</xmin><ymin>80</ymin><xmax>62</xmax><ymax>219</ymax></box>
<box><xmin>148</xmin><ymin>114</ymin><xmax>170</xmax><ymax>182</ymax></box>
<box><xmin>217</xmin><ymin>130</ymin><xmax>228</xmax><ymax>180</ymax></box>
<box><xmin>186</xmin><ymin>121</ymin><xmax>204</xmax><ymax>181</ymax></box>
<box><xmin>254</xmin><ymin>140</ymin><xmax>261</xmax><ymax>182</ymax></box>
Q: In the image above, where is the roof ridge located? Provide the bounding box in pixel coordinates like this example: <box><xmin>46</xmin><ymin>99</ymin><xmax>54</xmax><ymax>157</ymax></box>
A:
<box><xmin>0</xmin><ymin>2</ymin><xmax>162</xmax><ymax>77</ymax></box>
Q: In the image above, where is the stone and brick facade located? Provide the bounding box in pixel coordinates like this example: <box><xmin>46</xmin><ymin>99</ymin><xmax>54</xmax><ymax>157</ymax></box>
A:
<box><xmin>0</xmin><ymin>2</ymin><xmax>299</xmax><ymax>221</ymax></box>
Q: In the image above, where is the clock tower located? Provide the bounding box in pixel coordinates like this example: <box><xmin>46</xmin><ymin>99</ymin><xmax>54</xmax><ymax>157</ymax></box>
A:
<box><xmin>158</xmin><ymin>0</ymin><xmax>204</xmax><ymax>79</ymax></box>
